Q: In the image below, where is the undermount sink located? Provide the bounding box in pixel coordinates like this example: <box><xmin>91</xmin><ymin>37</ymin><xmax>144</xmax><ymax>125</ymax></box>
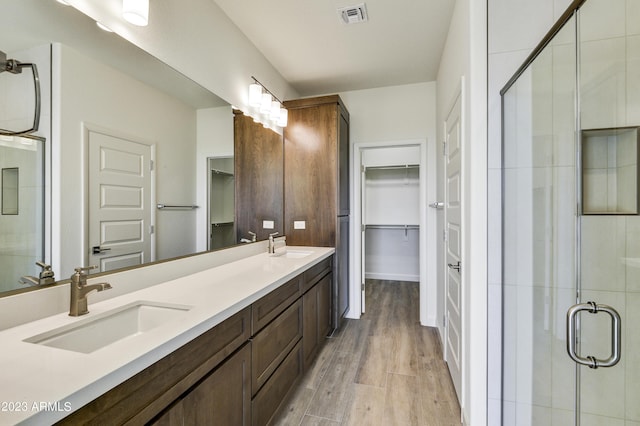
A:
<box><xmin>24</xmin><ymin>301</ymin><xmax>192</xmax><ymax>354</ymax></box>
<box><xmin>272</xmin><ymin>249</ymin><xmax>313</xmax><ymax>259</ymax></box>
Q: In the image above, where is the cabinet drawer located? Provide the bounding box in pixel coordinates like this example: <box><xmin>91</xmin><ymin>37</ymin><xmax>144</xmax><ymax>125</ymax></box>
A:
<box><xmin>251</xmin><ymin>340</ymin><xmax>303</xmax><ymax>426</ymax></box>
<box><xmin>251</xmin><ymin>299</ymin><xmax>302</xmax><ymax>395</ymax></box>
<box><xmin>302</xmin><ymin>256</ymin><xmax>332</xmax><ymax>293</ymax></box>
<box><xmin>252</xmin><ymin>275</ymin><xmax>301</xmax><ymax>334</ymax></box>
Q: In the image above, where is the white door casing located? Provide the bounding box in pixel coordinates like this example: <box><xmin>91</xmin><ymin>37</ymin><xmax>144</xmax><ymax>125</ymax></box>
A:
<box><xmin>87</xmin><ymin>128</ymin><xmax>153</xmax><ymax>272</ymax></box>
<box><xmin>444</xmin><ymin>90</ymin><xmax>463</xmax><ymax>402</ymax></box>
<box><xmin>349</xmin><ymin>139</ymin><xmax>435</xmax><ymax>327</ymax></box>
<box><xmin>361</xmin><ymin>164</ymin><xmax>367</xmax><ymax>313</ymax></box>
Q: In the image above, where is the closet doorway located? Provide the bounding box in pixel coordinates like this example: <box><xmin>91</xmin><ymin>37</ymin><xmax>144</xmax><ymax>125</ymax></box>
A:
<box><xmin>351</xmin><ymin>140</ymin><xmax>437</xmax><ymax>326</ymax></box>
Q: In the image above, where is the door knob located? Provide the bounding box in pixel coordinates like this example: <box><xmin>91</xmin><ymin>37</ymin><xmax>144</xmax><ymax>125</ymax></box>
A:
<box><xmin>92</xmin><ymin>246</ymin><xmax>111</xmax><ymax>255</ymax></box>
<box><xmin>447</xmin><ymin>261</ymin><xmax>461</xmax><ymax>272</ymax></box>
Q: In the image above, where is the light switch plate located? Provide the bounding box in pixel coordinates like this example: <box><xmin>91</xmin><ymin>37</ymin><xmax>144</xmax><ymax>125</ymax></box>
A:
<box><xmin>294</xmin><ymin>220</ymin><xmax>306</xmax><ymax>230</ymax></box>
<box><xmin>263</xmin><ymin>220</ymin><xmax>274</xmax><ymax>229</ymax></box>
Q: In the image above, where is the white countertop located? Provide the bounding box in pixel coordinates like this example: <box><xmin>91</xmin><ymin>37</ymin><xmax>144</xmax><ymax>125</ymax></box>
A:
<box><xmin>0</xmin><ymin>246</ymin><xmax>334</xmax><ymax>425</ymax></box>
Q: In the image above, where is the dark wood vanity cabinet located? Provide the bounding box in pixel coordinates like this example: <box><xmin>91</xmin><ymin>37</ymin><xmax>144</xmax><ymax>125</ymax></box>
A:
<box><xmin>57</xmin><ymin>307</ymin><xmax>252</xmax><ymax>426</ymax></box>
<box><xmin>57</xmin><ymin>255</ymin><xmax>333</xmax><ymax>426</ymax></box>
<box><xmin>151</xmin><ymin>343</ymin><xmax>251</xmax><ymax>426</ymax></box>
<box><xmin>234</xmin><ymin>110</ymin><xmax>284</xmax><ymax>242</ymax></box>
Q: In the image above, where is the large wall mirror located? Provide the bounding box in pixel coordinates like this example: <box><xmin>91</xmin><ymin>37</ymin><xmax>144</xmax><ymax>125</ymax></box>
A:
<box><xmin>0</xmin><ymin>0</ymin><xmax>282</xmax><ymax>295</ymax></box>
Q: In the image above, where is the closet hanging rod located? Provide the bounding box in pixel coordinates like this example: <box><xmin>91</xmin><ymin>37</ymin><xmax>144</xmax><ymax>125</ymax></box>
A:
<box><xmin>364</xmin><ymin>164</ymin><xmax>419</xmax><ymax>171</ymax></box>
<box><xmin>0</xmin><ymin>50</ymin><xmax>41</xmax><ymax>137</ymax></box>
<box><xmin>157</xmin><ymin>204</ymin><xmax>199</xmax><ymax>210</ymax></box>
<box><xmin>365</xmin><ymin>224</ymin><xmax>419</xmax><ymax>230</ymax></box>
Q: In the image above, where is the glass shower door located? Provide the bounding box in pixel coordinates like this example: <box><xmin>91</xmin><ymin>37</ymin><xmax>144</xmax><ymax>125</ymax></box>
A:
<box><xmin>503</xmin><ymin>0</ymin><xmax>640</xmax><ymax>424</ymax></box>
<box><xmin>502</xmin><ymin>14</ymin><xmax>578</xmax><ymax>425</ymax></box>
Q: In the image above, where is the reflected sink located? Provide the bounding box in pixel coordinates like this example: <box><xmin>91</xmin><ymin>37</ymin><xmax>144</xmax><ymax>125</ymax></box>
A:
<box><xmin>24</xmin><ymin>301</ymin><xmax>192</xmax><ymax>353</ymax></box>
<box><xmin>272</xmin><ymin>250</ymin><xmax>313</xmax><ymax>259</ymax></box>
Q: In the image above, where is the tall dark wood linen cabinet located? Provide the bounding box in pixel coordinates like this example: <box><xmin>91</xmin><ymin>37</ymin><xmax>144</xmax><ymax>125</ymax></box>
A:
<box><xmin>283</xmin><ymin>95</ymin><xmax>350</xmax><ymax>331</ymax></box>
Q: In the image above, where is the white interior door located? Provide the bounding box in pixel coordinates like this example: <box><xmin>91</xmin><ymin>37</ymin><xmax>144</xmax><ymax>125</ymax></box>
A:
<box><xmin>444</xmin><ymin>92</ymin><xmax>463</xmax><ymax>402</ymax></box>
<box><xmin>88</xmin><ymin>129</ymin><xmax>153</xmax><ymax>272</ymax></box>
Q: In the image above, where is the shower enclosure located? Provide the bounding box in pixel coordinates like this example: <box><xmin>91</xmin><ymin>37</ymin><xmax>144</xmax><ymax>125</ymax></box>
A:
<box><xmin>501</xmin><ymin>0</ymin><xmax>639</xmax><ymax>424</ymax></box>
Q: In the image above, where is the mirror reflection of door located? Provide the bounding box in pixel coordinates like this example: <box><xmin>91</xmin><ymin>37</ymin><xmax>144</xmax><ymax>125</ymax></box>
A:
<box><xmin>207</xmin><ymin>157</ymin><xmax>235</xmax><ymax>250</ymax></box>
<box><xmin>88</xmin><ymin>129</ymin><xmax>153</xmax><ymax>272</ymax></box>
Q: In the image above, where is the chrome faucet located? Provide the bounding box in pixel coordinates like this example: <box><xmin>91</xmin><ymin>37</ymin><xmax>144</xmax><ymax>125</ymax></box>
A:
<box><xmin>240</xmin><ymin>231</ymin><xmax>257</xmax><ymax>243</ymax></box>
<box><xmin>69</xmin><ymin>266</ymin><xmax>112</xmax><ymax>317</ymax></box>
<box><xmin>20</xmin><ymin>261</ymin><xmax>56</xmax><ymax>286</ymax></box>
<box><xmin>268</xmin><ymin>232</ymin><xmax>279</xmax><ymax>253</ymax></box>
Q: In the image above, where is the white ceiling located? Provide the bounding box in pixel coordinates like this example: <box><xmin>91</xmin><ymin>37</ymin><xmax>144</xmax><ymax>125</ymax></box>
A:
<box><xmin>212</xmin><ymin>0</ymin><xmax>456</xmax><ymax>97</ymax></box>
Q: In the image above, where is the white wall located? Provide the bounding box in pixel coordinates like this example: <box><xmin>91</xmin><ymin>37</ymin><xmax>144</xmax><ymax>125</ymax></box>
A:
<box><xmin>339</xmin><ymin>82</ymin><xmax>437</xmax><ymax>144</ymax></box>
<box><xmin>436</xmin><ymin>0</ymin><xmax>487</xmax><ymax>423</ymax></box>
<box><xmin>339</xmin><ymin>82</ymin><xmax>437</xmax><ymax>322</ymax></box>
<box><xmin>55</xmin><ymin>44</ymin><xmax>200</xmax><ymax>278</ymax></box>
<box><xmin>65</xmin><ymin>0</ymin><xmax>298</xmax><ymax>112</ymax></box>
<box><xmin>195</xmin><ymin>106</ymin><xmax>234</xmax><ymax>252</ymax></box>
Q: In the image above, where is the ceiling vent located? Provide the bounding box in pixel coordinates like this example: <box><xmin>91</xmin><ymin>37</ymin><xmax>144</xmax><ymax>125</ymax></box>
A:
<box><xmin>337</xmin><ymin>3</ymin><xmax>368</xmax><ymax>25</ymax></box>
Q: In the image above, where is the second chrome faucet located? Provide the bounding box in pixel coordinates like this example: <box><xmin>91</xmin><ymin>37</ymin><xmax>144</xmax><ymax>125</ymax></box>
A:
<box><xmin>69</xmin><ymin>266</ymin><xmax>112</xmax><ymax>317</ymax></box>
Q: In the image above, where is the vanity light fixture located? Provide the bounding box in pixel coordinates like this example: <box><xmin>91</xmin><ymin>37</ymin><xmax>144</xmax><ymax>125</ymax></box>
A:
<box><xmin>123</xmin><ymin>0</ymin><xmax>149</xmax><ymax>27</ymax></box>
<box><xmin>247</xmin><ymin>76</ymin><xmax>288</xmax><ymax>128</ymax></box>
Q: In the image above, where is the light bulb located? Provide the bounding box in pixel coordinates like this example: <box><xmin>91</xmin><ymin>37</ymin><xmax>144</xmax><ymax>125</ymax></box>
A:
<box><xmin>123</xmin><ymin>0</ymin><xmax>149</xmax><ymax>26</ymax></box>
<box><xmin>260</xmin><ymin>93</ymin><xmax>272</xmax><ymax>114</ymax></box>
<box><xmin>248</xmin><ymin>83</ymin><xmax>262</xmax><ymax>107</ymax></box>
<box><xmin>277</xmin><ymin>108</ymin><xmax>288</xmax><ymax>127</ymax></box>
<box><xmin>270</xmin><ymin>101</ymin><xmax>281</xmax><ymax>120</ymax></box>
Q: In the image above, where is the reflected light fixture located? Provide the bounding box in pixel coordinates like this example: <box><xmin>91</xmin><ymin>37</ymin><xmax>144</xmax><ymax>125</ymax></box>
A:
<box><xmin>123</xmin><ymin>0</ymin><xmax>149</xmax><ymax>26</ymax></box>
<box><xmin>96</xmin><ymin>22</ymin><xmax>114</xmax><ymax>32</ymax></box>
<box><xmin>247</xmin><ymin>76</ymin><xmax>288</xmax><ymax>128</ymax></box>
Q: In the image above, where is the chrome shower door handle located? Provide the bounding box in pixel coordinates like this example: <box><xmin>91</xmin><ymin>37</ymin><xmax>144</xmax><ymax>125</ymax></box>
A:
<box><xmin>566</xmin><ymin>301</ymin><xmax>621</xmax><ymax>369</ymax></box>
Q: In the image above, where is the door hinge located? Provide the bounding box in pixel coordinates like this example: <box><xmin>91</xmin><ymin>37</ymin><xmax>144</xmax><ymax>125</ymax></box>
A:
<box><xmin>150</xmin><ymin>160</ymin><xmax>154</xmax><ymax>171</ymax></box>
<box><xmin>361</xmin><ymin>224</ymin><xmax>366</xmax><ymax>232</ymax></box>
<box><xmin>361</xmin><ymin>283</ymin><xmax>365</xmax><ymax>291</ymax></box>
<box><xmin>443</xmin><ymin>229</ymin><xmax>447</xmax><ymax>241</ymax></box>
<box><xmin>443</xmin><ymin>313</ymin><xmax>448</xmax><ymax>328</ymax></box>
<box><xmin>150</xmin><ymin>225</ymin><xmax>154</xmax><ymax>234</ymax></box>
<box><xmin>361</xmin><ymin>164</ymin><xmax>366</xmax><ymax>173</ymax></box>
<box><xmin>442</xmin><ymin>141</ymin><xmax>447</xmax><ymax>156</ymax></box>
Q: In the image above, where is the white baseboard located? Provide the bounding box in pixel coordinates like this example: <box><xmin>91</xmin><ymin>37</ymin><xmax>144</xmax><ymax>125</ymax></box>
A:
<box><xmin>364</xmin><ymin>272</ymin><xmax>419</xmax><ymax>282</ymax></box>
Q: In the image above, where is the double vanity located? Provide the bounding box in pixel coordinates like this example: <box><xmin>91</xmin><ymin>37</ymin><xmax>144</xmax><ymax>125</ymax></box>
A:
<box><xmin>0</xmin><ymin>243</ymin><xmax>334</xmax><ymax>425</ymax></box>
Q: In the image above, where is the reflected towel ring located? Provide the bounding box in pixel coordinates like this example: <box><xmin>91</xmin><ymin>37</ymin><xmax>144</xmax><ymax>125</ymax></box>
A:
<box><xmin>0</xmin><ymin>50</ymin><xmax>41</xmax><ymax>137</ymax></box>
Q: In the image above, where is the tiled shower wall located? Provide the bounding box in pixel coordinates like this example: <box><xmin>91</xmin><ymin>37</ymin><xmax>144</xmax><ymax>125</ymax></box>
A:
<box><xmin>578</xmin><ymin>0</ymin><xmax>640</xmax><ymax>423</ymax></box>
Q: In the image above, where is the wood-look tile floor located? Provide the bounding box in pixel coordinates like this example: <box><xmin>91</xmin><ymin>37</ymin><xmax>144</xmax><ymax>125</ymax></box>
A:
<box><xmin>274</xmin><ymin>280</ymin><xmax>461</xmax><ymax>426</ymax></box>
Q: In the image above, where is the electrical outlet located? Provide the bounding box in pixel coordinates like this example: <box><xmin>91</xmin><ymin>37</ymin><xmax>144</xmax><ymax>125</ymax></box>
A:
<box><xmin>263</xmin><ymin>220</ymin><xmax>274</xmax><ymax>229</ymax></box>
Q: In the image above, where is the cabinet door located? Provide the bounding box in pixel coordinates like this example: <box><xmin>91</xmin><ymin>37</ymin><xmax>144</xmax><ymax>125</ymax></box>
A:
<box><xmin>302</xmin><ymin>286</ymin><xmax>319</xmax><ymax>370</ymax></box>
<box><xmin>302</xmin><ymin>272</ymin><xmax>332</xmax><ymax>371</ymax></box>
<box><xmin>234</xmin><ymin>111</ymin><xmax>284</xmax><ymax>241</ymax></box>
<box><xmin>317</xmin><ymin>273</ymin><xmax>332</xmax><ymax>339</ymax></box>
<box><xmin>181</xmin><ymin>343</ymin><xmax>252</xmax><ymax>426</ymax></box>
<box><xmin>284</xmin><ymin>104</ymin><xmax>337</xmax><ymax>246</ymax></box>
